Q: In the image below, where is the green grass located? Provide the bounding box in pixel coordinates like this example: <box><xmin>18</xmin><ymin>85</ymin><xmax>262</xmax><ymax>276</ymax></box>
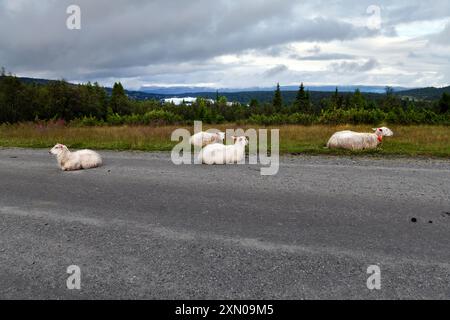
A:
<box><xmin>1</xmin><ymin>123</ymin><xmax>449</xmax><ymax>158</ymax></box>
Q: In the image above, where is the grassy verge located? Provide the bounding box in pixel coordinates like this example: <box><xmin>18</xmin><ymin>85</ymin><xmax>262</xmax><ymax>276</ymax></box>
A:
<box><xmin>1</xmin><ymin>123</ymin><xmax>449</xmax><ymax>158</ymax></box>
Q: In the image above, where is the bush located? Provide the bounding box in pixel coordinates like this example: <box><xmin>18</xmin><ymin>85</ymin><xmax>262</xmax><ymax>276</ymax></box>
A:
<box><xmin>106</xmin><ymin>112</ymin><xmax>125</xmax><ymax>126</ymax></box>
<box><xmin>288</xmin><ymin>113</ymin><xmax>316</xmax><ymax>125</ymax></box>
<box><xmin>123</xmin><ymin>114</ymin><xmax>143</xmax><ymax>125</ymax></box>
<box><xmin>103</xmin><ymin>110</ymin><xmax>183</xmax><ymax>126</ymax></box>
<box><xmin>70</xmin><ymin>115</ymin><xmax>104</xmax><ymax>127</ymax></box>
<box><xmin>141</xmin><ymin>110</ymin><xmax>182</xmax><ymax>125</ymax></box>
<box><xmin>248</xmin><ymin>114</ymin><xmax>279</xmax><ymax>125</ymax></box>
<box><xmin>319</xmin><ymin>108</ymin><xmax>385</xmax><ymax>125</ymax></box>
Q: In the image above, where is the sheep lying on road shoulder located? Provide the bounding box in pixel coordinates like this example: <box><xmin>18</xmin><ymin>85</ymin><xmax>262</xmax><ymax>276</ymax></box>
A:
<box><xmin>327</xmin><ymin>127</ymin><xmax>394</xmax><ymax>150</ymax></box>
<box><xmin>199</xmin><ymin>136</ymin><xmax>248</xmax><ymax>165</ymax></box>
<box><xmin>49</xmin><ymin>144</ymin><xmax>102</xmax><ymax>171</ymax></box>
<box><xmin>189</xmin><ymin>131</ymin><xmax>225</xmax><ymax>148</ymax></box>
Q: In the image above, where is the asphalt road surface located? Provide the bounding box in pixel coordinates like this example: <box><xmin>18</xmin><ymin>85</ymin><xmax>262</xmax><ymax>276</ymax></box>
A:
<box><xmin>0</xmin><ymin>148</ymin><xmax>449</xmax><ymax>299</ymax></box>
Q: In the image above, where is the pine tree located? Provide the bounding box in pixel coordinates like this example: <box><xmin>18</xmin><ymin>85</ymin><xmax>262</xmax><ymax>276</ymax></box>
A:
<box><xmin>249</xmin><ymin>98</ymin><xmax>259</xmax><ymax>111</ymax></box>
<box><xmin>351</xmin><ymin>88</ymin><xmax>366</xmax><ymax>109</ymax></box>
<box><xmin>293</xmin><ymin>83</ymin><xmax>311</xmax><ymax>114</ymax></box>
<box><xmin>330</xmin><ymin>87</ymin><xmax>344</xmax><ymax>110</ymax></box>
<box><xmin>330</xmin><ymin>87</ymin><xmax>339</xmax><ymax>110</ymax></box>
<box><xmin>110</xmin><ymin>82</ymin><xmax>131</xmax><ymax>114</ymax></box>
<box><xmin>385</xmin><ymin>86</ymin><xmax>394</xmax><ymax>96</ymax></box>
<box><xmin>112</xmin><ymin>82</ymin><xmax>125</xmax><ymax>98</ymax></box>
<box><xmin>439</xmin><ymin>92</ymin><xmax>450</xmax><ymax>114</ymax></box>
<box><xmin>272</xmin><ymin>83</ymin><xmax>282</xmax><ymax>112</ymax></box>
<box><xmin>296</xmin><ymin>83</ymin><xmax>306</xmax><ymax>102</ymax></box>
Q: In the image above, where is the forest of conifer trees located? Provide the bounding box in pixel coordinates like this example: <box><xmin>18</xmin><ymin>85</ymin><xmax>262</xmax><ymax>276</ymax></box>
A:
<box><xmin>1</xmin><ymin>72</ymin><xmax>449</xmax><ymax>126</ymax></box>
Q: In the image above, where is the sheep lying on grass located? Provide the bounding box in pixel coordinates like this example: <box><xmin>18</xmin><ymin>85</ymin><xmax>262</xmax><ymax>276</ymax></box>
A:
<box><xmin>49</xmin><ymin>144</ymin><xmax>102</xmax><ymax>171</ymax></box>
<box><xmin>327</xmin><ymin>127</ymin><xmax>394</xmax><ymax>151</ymax></box>
<box><xmin>190</xmin><ymin>131</ymin><xmax>225</xmax><ymax>148</ymax></box>
<box><xmin>199</xmin><ymin>136</ymin><xmax>248</xmax><ymax>165</ymax></box>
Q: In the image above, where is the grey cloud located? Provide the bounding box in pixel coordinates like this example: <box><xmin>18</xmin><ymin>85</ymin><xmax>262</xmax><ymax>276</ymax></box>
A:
<box><xmin>0</xmin><ymin>0</ymin><xmax>371</xmax><ymax>79</ymax></box>
<box><xmin>307</xmin><ymin>45</ymin><xmax>321</xmax><ymax>54</ymax></box>
<box><xmin>429</xmin><ymin>22</ymin><xmax>450</xmax><ymax>45</ymax></box>
<box><xmin>259</xmin><ymin>44</ymin><xmax>355</xmax><ymax>61</ymax></box>
<box><xmin>0</xmin><ymin>0</ymin><xmax>449</xmax><ymax>88</ymax></box>
<box><xmin>385</xmin><ymin>1</ymin><xmax>450</xmax><ymax>25</ymax></box>
<box><xmin>291</xmin><ymin>53</ymin><xmax>356</xmax><ymax>61</ymax></box>
<box><xmin>263</xmin><ymin>65</ymin><xmax>289</xmax><ymax>78</ymax></box>
<box><xmin>408</xmin><ymin>52</ymin><xmax>420</xmax><ymax>59</ymax></box>
<box><xmin>330</xmin><ymin>58</ymin><xmax>379</xmax><ymax>73</ymax></box>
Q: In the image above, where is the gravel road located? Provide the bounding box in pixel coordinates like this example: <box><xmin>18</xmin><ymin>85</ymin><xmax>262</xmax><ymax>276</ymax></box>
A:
<box><xmin>0</xmin><ymin>148</ymin><xmax>449</xmax><ymax>299</ymax></box>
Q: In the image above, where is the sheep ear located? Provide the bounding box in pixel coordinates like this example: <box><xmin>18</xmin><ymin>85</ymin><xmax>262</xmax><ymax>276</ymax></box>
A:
<box><xmin>372</xmin><ymin>128</ymin><xmax>377</xmax><ymax>131</ymax></box>
<box><xmin>232</xmin><ymin>136</ymin><xmax>237</xmax><ymax>141</ymax></box>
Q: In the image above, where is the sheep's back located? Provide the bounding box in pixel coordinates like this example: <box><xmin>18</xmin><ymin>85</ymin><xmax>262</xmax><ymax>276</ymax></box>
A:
<box><xmin>200</xmin><ymin>143</ymin><xmax>245</xmax><ymax>164</ymax></box>
<box><xmin>191</xmin><ymin>132</ymin><xmax>219</xmax><ymax>147</ymax></box>
<box><xmin>327</xmin><ymin>131</ymin><xmax>379</xmax><ymax>150</ymax></box>
<box><xmin>75</xmin><ymin>150</ymin><xmax>102</xmax><ymax>168</ymax></box>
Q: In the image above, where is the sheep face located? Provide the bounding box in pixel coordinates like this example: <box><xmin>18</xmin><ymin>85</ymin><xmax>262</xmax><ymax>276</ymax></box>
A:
<box><xmin>373</xmin><ymin>127</ymin><xmax>393</xmax><ymax>137</ymax></box>
<box><xmin>217</xmin><ymin>132</ymin><xmax>226</xmax><ymax>142</ymax></box>
<box><xmin>232</xmin><ymin>136</ymin><xmax>249</xmax><ymax>146</ymax></box>
<box><xmin>49</xmin><ymin>143</ymin><xmax>68</xmax><ymax>155</ymax></box>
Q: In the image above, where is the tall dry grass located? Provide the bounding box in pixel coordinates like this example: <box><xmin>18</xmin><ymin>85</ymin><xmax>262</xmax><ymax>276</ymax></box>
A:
<box><xmin>1</xmin><ymin>123</ymin><xmax>449</xmax><ymax>157</ymax></box>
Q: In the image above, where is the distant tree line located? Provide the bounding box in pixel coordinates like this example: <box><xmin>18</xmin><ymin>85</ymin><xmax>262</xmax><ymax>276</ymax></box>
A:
<box><xmin>0</xmin><ymin>71</ymin><xmax>449</xmax><ymax>126</ymax></box>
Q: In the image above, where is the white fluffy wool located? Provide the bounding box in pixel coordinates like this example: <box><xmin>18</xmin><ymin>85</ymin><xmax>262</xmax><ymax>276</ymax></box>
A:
<box><xmin>189</xmin><ymin>131</ymin><xmax>225</xmax><ymax>148</ymax></box>
<box><xmin>327</xmin><ymin>127</ymin><xmax>393</xmax><ymax>151</ymax></box>
<box><xmin>49</xmin><ymin>144</ymin><xmax>102</xmax><ymax>171</ymax></box>
<box><xmin>199</xmin><ymin>136</ymin><xmax>248</xmax><ymax>165</ymax></box>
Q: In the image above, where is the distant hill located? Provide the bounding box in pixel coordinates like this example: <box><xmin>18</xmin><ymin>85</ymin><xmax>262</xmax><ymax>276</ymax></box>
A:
<box><xmin>139</xmin><ymin>85</ymin><xmax>411</xmax><ymax>104</ymax></box>
<box><xmin>140</xmin><ymin>85</ymin><xmax>410</xmax><ymax>95</ymax></box>
<box><xmin>6</xmin><ymin>76</ymin><xmax>388</xmax><ymax>104</ymax></box>
<box><xmin>169</xmin><ymin>90</ymin><xmax>384</xmax><ymax>105</ymax></box>
<box><xmin>103</xmin><ymin>87</ymin><xmax>165</xmax><ymax>100</ymax></box>
<box><xmin>396</xmin><ymin>86</ymin><xmax>450</xmax><ymax>100</ymax></box>
<box><xmin>2</xmin><ymin>76</ymin><xmax>166</xmax><ymax>100</ymax></box>
<box><xmin>6</xmin><ymin>75</ymin><xmax>446</xmax><ymax>103</ymax></box>
<box><xmin>7</xmin><ymin>76</ymin><xmax>55</xmax><ymax>86</ymax></box>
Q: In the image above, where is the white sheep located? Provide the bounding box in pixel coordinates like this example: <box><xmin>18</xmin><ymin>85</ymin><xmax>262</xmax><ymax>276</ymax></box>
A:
<box><xmin>49</xmin><ymin>143</ymin><xmax>102</xmax><ymax>171</ymax></box>
<box><xmin>198</xmin><ymin>136</ymin><xmax>248</xmax><ymax>165</ymax></box>
<box><xmin>189</xmin><ymin>131</ymin><xmax>225</xmax><ymax>148</ymax></box>
<box><xmin>327</xmin><ymin>127</ymin><xmax>394</xmax><ymax>151</ymax></box>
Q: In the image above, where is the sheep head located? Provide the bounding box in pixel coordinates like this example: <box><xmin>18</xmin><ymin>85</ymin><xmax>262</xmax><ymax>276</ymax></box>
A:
<box><xmin>373</xmin><ymin>127</ymin><xmax>393</xmax><ymax>137</ymax></box>
<box><xmin>232</xmin><ymin>136</ymin><xmax>249</xmax><ymax>146</ymax></box>
<box><xmin>49</xmin><ymin>143</ymin><xmax>68</xmax><ymax>155</ymax></box>
<box><xmin>217</xmin><ymin>132</ymin><xmax>225</xmax><ymax>142</ymax></box>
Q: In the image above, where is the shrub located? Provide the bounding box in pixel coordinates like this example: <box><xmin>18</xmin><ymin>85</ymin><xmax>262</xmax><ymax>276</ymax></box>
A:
<box><xmin>141</xmin><ymin>110</ymin><xmax>182</xmax><ymax>125</ymax></box>
<box><xmin>70</xmin><ymin>115</ymin><xmax>104</xmax><ymax>127</ymax></box>
<box><xmin>319</xmin><ymin>108</ymin><xmax>385</xmax><ymax>125</ymax></box>
<box><xmin>288</xmin><ymin>113</ymin><xmax>316</xmax><ymax>125</ymax></box>
<box><xmin>106</xmin><ymin>112</ymin><xmax>125</xmax><ymax>126</ymax></box>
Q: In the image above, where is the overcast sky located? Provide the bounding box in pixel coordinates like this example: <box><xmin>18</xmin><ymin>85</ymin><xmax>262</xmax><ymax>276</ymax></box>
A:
<box><xmin>1</xmin><ymin>0</ymin><xmax>449</xmax><ymax>90</ymax></box>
